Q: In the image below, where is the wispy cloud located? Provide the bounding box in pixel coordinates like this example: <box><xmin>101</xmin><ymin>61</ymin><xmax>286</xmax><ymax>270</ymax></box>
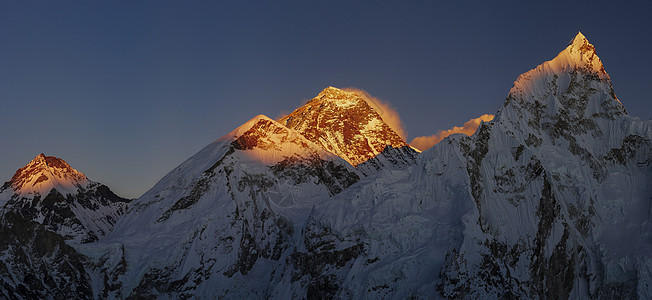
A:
<box><xmin>344</xmin><ymin>88</ymin><xmax>407</xmax><ymax>140</ymax></box>
<box><xmin>410</xmin><ymin>114</ymin><xmax>494</xmax><ymax>151</ymax></box>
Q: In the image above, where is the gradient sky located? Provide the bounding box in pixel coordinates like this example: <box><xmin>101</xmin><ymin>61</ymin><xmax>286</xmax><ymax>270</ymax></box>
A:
<box><xmin>2</xmin><ymin>1</ymin><xmax>651</xmax><ymax>198</ymax></box>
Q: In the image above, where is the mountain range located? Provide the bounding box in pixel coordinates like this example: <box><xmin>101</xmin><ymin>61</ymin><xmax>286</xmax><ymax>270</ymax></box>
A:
<box><xmin>1</xmin><ymin>32</ymin><xmax>651</xmax><ymax>299</ymax></box>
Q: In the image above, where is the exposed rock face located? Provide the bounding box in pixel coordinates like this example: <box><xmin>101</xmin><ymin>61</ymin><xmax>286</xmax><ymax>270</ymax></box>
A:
<box><xmin>0</xmin><ymin>211</ymin><xmax>93</xmax><ymax>299</ymax></box>
<box><xmin>280</xmin><ymin>87</ymin><xmax>409</xmax><ymax>166</ymax></box>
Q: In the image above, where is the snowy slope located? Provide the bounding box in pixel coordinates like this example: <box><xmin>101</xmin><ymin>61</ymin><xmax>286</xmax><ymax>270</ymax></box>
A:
<box><xmin>0</xmin><ymin>154</ymin><xmax>131</xmax><ymax>244</ymax></box>
<box><xmin>87</xmin><ymin>115</ymin><xmax>360</xmax><ymax>298</ymax></box>
<box><xmin>270</xmin><ymin>32</ymin><xmax>652</xmax><ymax>299</ymax></box>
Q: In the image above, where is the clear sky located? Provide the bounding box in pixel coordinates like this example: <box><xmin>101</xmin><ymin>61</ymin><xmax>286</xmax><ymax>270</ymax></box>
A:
<box><xmin>2</xmin><ymin>1</ymin><xmax>651</xmax><ymax>198</ymax></box>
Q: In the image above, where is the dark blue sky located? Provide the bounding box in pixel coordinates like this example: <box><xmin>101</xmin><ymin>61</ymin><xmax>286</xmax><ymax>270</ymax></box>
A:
<box><xmin>2</xmin><ymin>1</ymin><xmax>651</xmax><ymax>198</ymax></box>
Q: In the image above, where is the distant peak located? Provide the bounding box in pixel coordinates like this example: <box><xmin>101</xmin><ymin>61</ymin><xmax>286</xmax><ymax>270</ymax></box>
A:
<box><xmin>6</xmin><ymin>154</ymin><xmax>89</xmax><ymax>196</ymax></box>
<box><xmin>249</xmin><ymin>114</ymin><xmax>274</xmax><ymax>123</ymax></box>
<box><xmin>317</xmin><ymin>86</ymin><xmax>356</xmax><ymax>99</ymax></box>
<box><xmin>510</xmin><ymin>32</ymin><xmax>607</xmax><ymax>97</ymax></box>
<box><xmin>569</xmin><ymin>31</ymin><xmax>588</xmax><ymax>47</ymax></box>
<box><xmin>503</xmin><ymin>32</ymin><xmax>625</xmax><ymax>124</ymax></box>
<box><xmin>31</xmin><ymin>153</ymin><xmax>47</xmax><ymax>165</ymax></box>
<box><xmin>29</xmin><ymin>154</ymin><xmax>75</xmax><ymax>170</ymax></box>
<box><xmin>26</xmin><ymin>153</ymin><xmax>54</xmax><ymax>169</ymax></box>
<box><xmin>280</xmin><ymin>87</ymin><xmax>408</xmax><ymax>166</ymax></box>
<box><xmin>320</xmin><ymin>86</ymin><xmax>344</xmax><ymax>94</ymax></box>
<box><xmin>311</xmin><ymin>86</ymin><xmax>366</xmax><ymax>109</ymax></box>
<box><xmin>218</xmin><ymin>114</ymin><xmax>275</xmax><ymax>142</ymax></box>
<box><xmin>568</xmin><ymin>31</ymin><xmax>596</xmax><ymax>57</ymax></box>
<box><xmin>560</xmin><ymin>31</ymin><xmax>604</xmax><ymax>74</ymax></box>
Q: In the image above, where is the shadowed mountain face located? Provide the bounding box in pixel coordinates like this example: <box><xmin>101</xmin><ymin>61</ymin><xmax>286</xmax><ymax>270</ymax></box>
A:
<box><xmin>0</xmin><ymin>211</ymin><xmax>93</xmax><ymax>299</ymax></box>
<box><xmin>2</xmin><ymin>32</ymin><xmax>652</xmax><ymax>299</ymax></box>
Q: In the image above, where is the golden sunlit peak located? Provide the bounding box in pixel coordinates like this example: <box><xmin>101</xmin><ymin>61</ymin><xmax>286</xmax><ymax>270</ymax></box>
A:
<box><xmin>567</xmin><ymin>31</ymin><xmax>597</xmax><ymax>57</ymax></box>
<box><xmin>570</xmin><ymin>31</ymin><xmax>588</xmax><ymax>46</ymax></box>
<box><xmin>316</xmin><ymin>86</ymin><xmax>357</xmax><ymax>100</ymax></box>
<box><xmin>509</xmin><ymin>32</ymin><xmax>608</xmax><ymax>100</ymax></box>
<box><xmin>309</xmin><ymin>86</ymin><xmax>365</xmax><ymax>109</ymax></box>
<box><xmin>279</xmin><ymin>86</ymin><xmax>409</xmax><ymax>166</ymax></box>
<box><xmin>321</xmin><ymin>86</ymin><xmax>344</xmax><ymax>93</ymax></box>
<box><xmin>27</xmin><ymin>153</ymin><xmax>73</xmax><ymax>171</ymax></box>
<box><xmin>218</xmin><ymin>114</ymin><xmax>274</xmax><ymax>142</ymax></box>
<box><xmin>8</xmin><ymin>154</ymin><xmax>89</xmax><ymax>196</ymax></box>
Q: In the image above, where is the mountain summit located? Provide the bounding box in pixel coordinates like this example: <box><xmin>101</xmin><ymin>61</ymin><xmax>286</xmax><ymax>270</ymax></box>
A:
<box><xmin>565</xmin><ymin>31</ymin><xmax>604</xmax><ymax>74</ymax></box>
<box><xmin>503</xmin><ymin>31</ymin><xmax>626</xmax><ymax>140</ymax></box>
<box><xmin>0</xmin><ymin>154</ymin><xmax>131</xmax><ymax>244</ymax></box>
<box><xmin>280</xmin><ymin>87</ymin><xmax>409</xmax><ymax>166</ymax></box>
<box><xmin>3</xmin><ymin>153</ymin><xmax>89</xmax><ymax>197</ymax></box>
<box><xmin>511</xmin><ymin>32</ymin><xmax>608</xmax><ymax>101</ymax></box>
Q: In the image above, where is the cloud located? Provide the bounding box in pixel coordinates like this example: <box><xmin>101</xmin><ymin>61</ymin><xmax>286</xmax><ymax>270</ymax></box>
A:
<box><xmin>276</xmin><ymin>110</ymin><xmax>290</xmax><ymax>120</ymax></box>
<box><xmin>344</xmin><ymin>88</ymin><xmax>408</xmax><ymax>140</ymax></box>
<box><xmin>410</xmin><ymin>114</ymin><xmax>494</xmax><ymax>151</ymax></box>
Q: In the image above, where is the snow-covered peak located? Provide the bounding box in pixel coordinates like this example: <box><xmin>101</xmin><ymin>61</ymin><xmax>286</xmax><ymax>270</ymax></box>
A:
<box><xmin>553</xmin><ymin>31</ymin><xmax>605</xmax><ymax>74</ymax></box>
<box><xmin>500</xmin><ymin>31</ymin><xmax>626</xmax><ymax>125</ymax></box>
<box><xmin>314</xmin><ymin>86</ymin><xmax>365</xmax><ymax>108</ymax></box>
<box><xmin>511</xmin><ymin>32</ymin><xmax>606</xmax><ymax>98</ymax></box>
<box><xmin>218</xmin><ymin>114</ymin><xmax>274</xmax><ymax>142</ymax></box>
<box><xmin>4</xmin><ymin>153</ymin><xmax>90</xmax><ymax>197</ymax></box>
<box><xmin>232</xmin><ymin>116</ymin><xmax>341</xmax><ymax>164</ymax></box>
<box><xmin>569</xmin><ymin>31</ymin><xmax>588</xmax><ymax>47</ymax></box>
<box><xmin>564</xmin><ymin>31</ymin><xmax>605</xmax><ymax>74</ymax></box>
<box><xmin>213</xmin><ymin>114</ymin><xmax>338</xmax><ymax>165</ymax></box>
<box><xmin>0</xmin><ymin>154</ymin><xmax>130</xmax><ymax>244</ymax></box>
<box><xmin>280</xmin><ymin>87</ymin><xmax>408</xmax><ymax>166</ymax></box>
